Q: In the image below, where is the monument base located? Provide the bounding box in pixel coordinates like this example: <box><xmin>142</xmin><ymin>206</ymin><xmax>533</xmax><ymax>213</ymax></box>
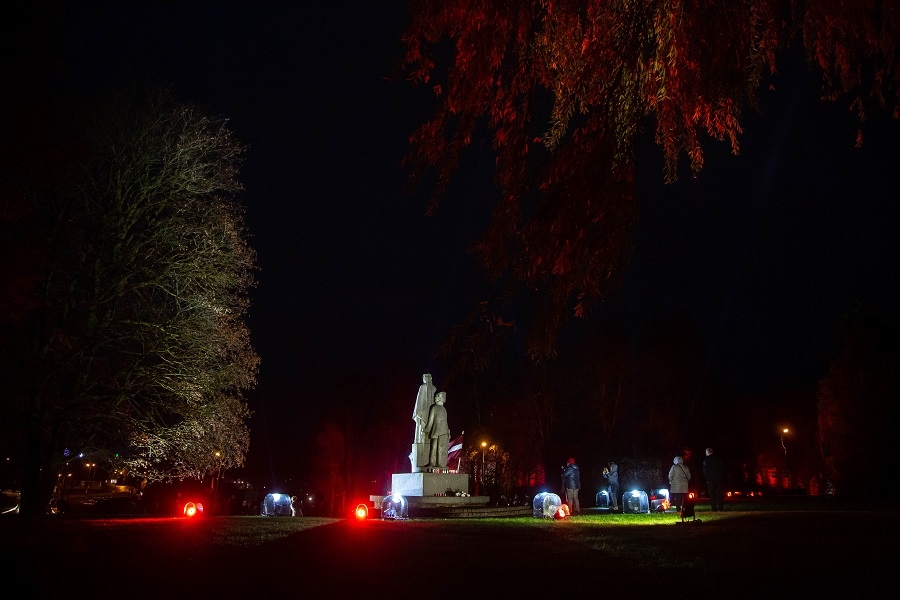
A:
<box><xmin>391</xmin><ymin>472</ymin><xmax>470</xmax><ymax>497</ymax></box>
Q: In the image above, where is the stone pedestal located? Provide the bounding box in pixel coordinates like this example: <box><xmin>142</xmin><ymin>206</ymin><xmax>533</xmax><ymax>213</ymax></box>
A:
<box><xmin>409</xmin><ymin>443</ymin><xmax>429</xmax><ymax>473</ymax></box>
<box><xmin>391</xmin><ymin>472</ymin><xmax>470</xmax><ymax>497</ymax></box>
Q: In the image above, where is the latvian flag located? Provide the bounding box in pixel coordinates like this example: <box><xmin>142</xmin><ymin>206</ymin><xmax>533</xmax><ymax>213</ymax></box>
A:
<box><xmin>447</xmin><ymin>431</ymin><xmax>464</xmax><ymax>471</ymax></box>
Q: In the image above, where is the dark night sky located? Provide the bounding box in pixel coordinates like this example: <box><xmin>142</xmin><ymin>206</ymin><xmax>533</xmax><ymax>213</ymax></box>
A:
<box><xmin>8</xmin><ymin>3</ymin><xmax>900</xmax><ymax>486</ymax></box>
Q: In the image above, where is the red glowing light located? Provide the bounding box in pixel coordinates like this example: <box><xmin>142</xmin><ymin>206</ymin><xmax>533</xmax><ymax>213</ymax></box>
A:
<box><xmin>183</xmin><ymin>501</ymin><xmax>204</xmax><ymax>517</ymax></box>
<box><xmin>354</xmin><ymin>503</ymin><xmax>369</xmax><ymax>520</ymax></box>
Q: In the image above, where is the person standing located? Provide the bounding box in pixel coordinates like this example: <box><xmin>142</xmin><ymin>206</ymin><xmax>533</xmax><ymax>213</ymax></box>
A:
<box><xmin>603</xmin><ymin>461</ymin><xmax>620</xmax><ymax>511</ymax></box>
<box><xmin>561</xmin><ymin>458</ymin><xmax>581</xmax><ymax>514</ymax></box>
<box><xmin>703</xmin><ymin>447</ymin><xmax>725</xmax><ymax>511</ymax></box>
<box><xmin>412</xmin><ymin>373</ymin><xmax>436</xmax><ymax>443</ymax></box>
<box><xmin>668</xmin><ymin>456</ymin><xmax>691</xmax><ymax>514</ymax></box>
<box><xmin>424</xmin><ymin>391</ymin><xmax>450</xmax><ymax>468</ymax></box>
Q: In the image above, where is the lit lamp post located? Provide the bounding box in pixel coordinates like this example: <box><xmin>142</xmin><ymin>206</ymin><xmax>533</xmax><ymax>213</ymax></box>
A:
<box><xmin>778</xmin><ymin>427</ymin><xmax>793</xmax><ymax>490</ymax></box>
<box><xmin>85</xmin><ymin>463</ymin><xmax>96</xmax><ymax>494</ymax></box>
<box><xmin>212</xmin><ymin>451</ymin><xmax>222</xmax><ymax>491</ymax></box>
<box><xmin>780</xmin><ymin>428</ymin><xmax>790</xmax><ymax>458</ymax></box>
<box><xmin>480</xmin><ymin>441</ymin><xmax>487</xmax><ymax>496</ymax></box>
<box><xmin>58</xmin><ymin>453</ymin><xmax>83</xmax><ymax>500</ymax></box>
<box><xmin>62</xmin><ymin>473</ymin><xmax>72</xmax><ymax>503</ymax></box>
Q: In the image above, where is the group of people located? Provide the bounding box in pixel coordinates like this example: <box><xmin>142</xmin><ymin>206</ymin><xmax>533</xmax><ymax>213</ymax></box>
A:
<box><xmin>560</xmin><ymin>457</ymin><xmax>617</xmax><ymax>514</ymax></box>
<box><xmin>413</xmin><ymin>373</ymin><xmax>726</xmax><ymax>512</ymax></box>
<box><xmin>559</xmin><ymin>447</ymin><xmax>725</xmax><ymax>515</ymax></box>
<box><xmin>667</xmin><ymin>448</ymin><xmax>725</xmax><ymax>513</ymax></box>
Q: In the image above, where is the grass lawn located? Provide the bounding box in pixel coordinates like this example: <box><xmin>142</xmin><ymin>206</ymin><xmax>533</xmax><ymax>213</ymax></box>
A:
<box><xmin>2</xmin><ymin>496</ymin><xmax>895</xmax><ymax>598</ymax></box>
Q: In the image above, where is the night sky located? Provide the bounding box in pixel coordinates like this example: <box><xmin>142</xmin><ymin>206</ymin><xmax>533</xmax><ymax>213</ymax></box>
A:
<box><xmin>8</xmin><ymin>3</ymin><xmax>900</xmax><ymax>487</ymax></box>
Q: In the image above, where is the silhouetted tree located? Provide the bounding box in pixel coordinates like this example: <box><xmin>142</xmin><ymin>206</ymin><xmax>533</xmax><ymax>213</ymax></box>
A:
<box><xmin>0</xmin><ymin>88</ymin><xmax>258</xmax><ymax>514</ymax></box>
<box><xmin>311</xmin><ymin>423</ymin><xmax>346</xmax><ymax>517</ymax></box>
<box><xmin>816</xmin><ymin>306</ymin><xmax>897</xmax><ymax>496</ymax></box>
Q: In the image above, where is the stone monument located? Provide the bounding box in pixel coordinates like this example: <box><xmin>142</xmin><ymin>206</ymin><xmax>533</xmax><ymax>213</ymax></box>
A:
<box><xmin>409</xmin><ymin>373</ymin><xmax>435</xmax><ymax>472</ymax></box>
<box><xmin>371</xmin><ymin>375</ymin><xmax>529</xmax><ymax>517</ymax></box>
<box><xmin>424</xmin><ymin>391</ymin><xmax>450</xmax><ymax>468</ymax></box>
<box><xmin>393</xmin><ymin>376</ymin><xmax>469</xmax><ymax>498</ymax></box>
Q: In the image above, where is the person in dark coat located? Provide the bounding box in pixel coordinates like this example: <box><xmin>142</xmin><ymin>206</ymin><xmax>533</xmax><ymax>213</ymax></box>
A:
<box><xmin>703</xmin><ymin>447</ymin><xmax>725</xmax><ymax>511</ymax></box>
<box><xmin>603</xmin><ymin>461</ymin><xmax>620</xmax><ymax>511</ymax></box>
<box><xmin>561</xmin><ymin>458</ymin><xmax>581</xmax><ymax>514</ymax></box>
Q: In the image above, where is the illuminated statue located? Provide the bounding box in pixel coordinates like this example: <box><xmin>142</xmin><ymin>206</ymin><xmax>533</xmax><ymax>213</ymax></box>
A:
<box><xmin>424</xmin><ymin>391</ymin><xmax>450</xmax><ymax>468</ymax></box>
<box><xmin>412</xmin><ymin>373</ymin><xmax>436</xmax><ymax>443</ymax></box>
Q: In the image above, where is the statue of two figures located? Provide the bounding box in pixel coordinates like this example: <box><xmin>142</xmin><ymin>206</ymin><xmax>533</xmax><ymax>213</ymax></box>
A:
<box><xmin>411</xmin><ymin>373</ymin><xmax>450</xmax><ymax>471</ymax></box>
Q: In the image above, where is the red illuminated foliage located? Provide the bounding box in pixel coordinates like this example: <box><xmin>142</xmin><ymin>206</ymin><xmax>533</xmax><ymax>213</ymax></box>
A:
<box><xmin>402</xmin><ymin>0</ymin><xmax>900</xmax><ymax>359</ymax></box>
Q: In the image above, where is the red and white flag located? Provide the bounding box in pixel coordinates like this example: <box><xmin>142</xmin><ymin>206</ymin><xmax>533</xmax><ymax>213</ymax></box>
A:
<box><xmin>447</xmin><ymin>431</ymin><xmax>464</xmax><ymax>470</ymax></box>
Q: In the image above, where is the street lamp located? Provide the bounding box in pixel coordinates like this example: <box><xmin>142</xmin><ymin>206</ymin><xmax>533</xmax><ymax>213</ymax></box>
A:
<box><xmin>85</xmin><ymin>463</ymin><xmax>96</xmax><ymax>494</ymax></box>
<box><xmin>57</xmin><ymin>453</ymin><xmax>83</xmax><ymax>501</ymax></box>
<box><xmin>60</xmin><ymin>473</ymin><xmax>73</xmax><ymax>503</ymax></box>
<box><xmin>480</xmin><ymin>441</ymin><xmax>487</xmax><ymax>496</ymax></box>
<box><xmin>210</xmin><ymin>451</ymin><xmax>223</xmax><ymax>490</ymax></box>
<box><xmin>780</xmin><ymin>428</ymin><xmax>790</xmax><ymax>458</ymax></box>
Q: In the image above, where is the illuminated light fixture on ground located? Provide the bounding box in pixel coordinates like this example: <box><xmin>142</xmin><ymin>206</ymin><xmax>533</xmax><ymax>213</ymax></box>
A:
<box><xmin>381</xmin><ymin>494</ymin><xmax>408</xmax><ymax>520</ymax></box>
<box><xmin>260</xmin><ymin>492</ymin><xmax>294</xmax><ymax>516</ymax></box>
<box><xmin>679</xmin><ymin>494</ymin><xmax>701</xmax><ymax>523</ymax></box>
<box><xmin>183</xmin><ymin>501</ymin><xmax>204</xmax><ymax>517</ymax></box>
<box><xmin>532</xmin><ymin>492</ymin><xmax>565</xmax><ymax>519</ymax></box>
<box><xmin>649</xmin><ymin>488</ymin><xmax>670</xmax><ymax>512</ymax></box>
<box><xmin>622</xmin><ymin>490</ymin><xmax>650</xmax><ymax>514</ymax></box>
<box><xmin>595</xmin><ymin>489</ymin><xmax>611</xmax><ymax>509</ymax></box>
<box><xmin>354</xmin><ymin>503</ymin><xmax>369</xmax><ymax>521</ymax></box>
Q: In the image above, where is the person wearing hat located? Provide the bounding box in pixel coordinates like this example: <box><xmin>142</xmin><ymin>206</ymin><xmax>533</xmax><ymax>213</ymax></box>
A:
<box><xmin>561</xmin><ymin>457</ymin><xmax>581</xmax><ymax>514</ymax></box>
<box><xmin>603</xmin><ymin>461</ymin><xmax>620</xmax><ymax>511</ymax></box>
